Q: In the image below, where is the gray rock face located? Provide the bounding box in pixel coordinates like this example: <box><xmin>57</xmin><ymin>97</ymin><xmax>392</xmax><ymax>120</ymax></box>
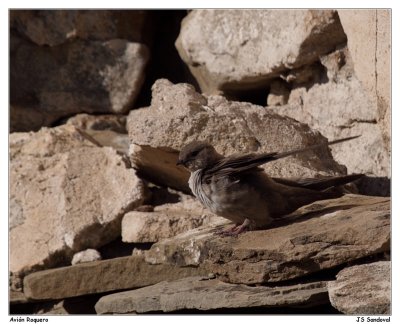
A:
<box><xmin>128</xmin><ymin>79</ymin><xmax>348</xmax><ymax>192</ymax></box>
<box><xmin>176</xmin><ymin>10</ymin><xmax>346</xmax><ymax>93</ymax></box>
<box><xmin>145</xmin><ymin>195</ymin><xmax>390</xmax><ymax>284</ymax></box>
<box><xmin>23</xmin><ymin>255</ymin><xmax>208</xmax><ymax>300</ymax></box>
<box><xmin>328</xmin><ymin>261</ymin><xmax>391</xmax><ymax>314</ymax></box>
<box><xmin>10</xmin><ymin>35</ymin><xmax>149</xmax><ymax>132</ymax></box>
<box><xmin>122</xmin><ymin>195</ymin><xmax>222</xmax><ymax>243</ymax></box>
<box><xmin>95</xmin><ymin>276</ymin><xmax>329</xmax><ymax>314</ymax></box>
<box><xmin>10</xmin><ymin>125</ymin><xmax>147</xmax><ymax>276</ymax></box>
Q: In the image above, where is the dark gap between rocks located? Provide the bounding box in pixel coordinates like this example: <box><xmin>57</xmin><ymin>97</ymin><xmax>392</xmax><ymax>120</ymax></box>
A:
<box><xmin>134</xmin><ymin>10</ymin><xmax>200</xmax><ymax>109</ymax></box>
<box><xmin>98</xmin><ymin>237</ymin><xmax>153</xmax><ymax>260</ymax></box>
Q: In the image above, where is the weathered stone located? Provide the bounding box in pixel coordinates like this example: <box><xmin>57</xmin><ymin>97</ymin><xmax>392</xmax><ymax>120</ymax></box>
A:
<box><xmin>10</xmin><ymin>125</ymin><xmax>147</xmax><ymax>276</ymax></box>
<box><xmin>128</xmin><ymin>79</ymin><xmax>348</xmax><ymax>191</ymax></box>
<box><xmin>10</xmin><ymin>10</ymin><xmax>152</xmax><ymax>46</ymax></box>
<box><xmin>328</xmin><ymin>261</ymin><xmax>390</xmax><ymax>314</ymax></box>
<box><xmin>145</xmin><ymin>195</ymin><xmax>390</xmax><ymax>284</ymax></box>
<box><xmin>122</xmin><ymin>194</ymin><xmax>222</xmax><ymax>243</ymax></box>
<box><xmin>266</xmin><ymin>80</ymin><xmax>290</xmax><ymax>106</ymax></box>
<box><xmin>23</xmin><ymin>255</ymin><xmax>208</xmax><ymax>300</ymax></box>
<box><xmin>175</xmin><ymin>10</ymin><xmax>346</xmax><ymax>93</ymax></box>
<box><xmin>10</xmin><ymin>35</ymin><xmax>149</xmax><ymax>132</ymax></box>
<box><xmin>66</xmin><ymin>113</ymin><xmax>127</xmax><ymax>134</ymax></box>
<box><xmin>95</xmin><ymin>276</ymin><xmax>329</xmax><ymax>314</ymax></box>
<box><xmin>270</xmin><ymin>47</ymin><xmax>390</xmax><ymax>179</ymax></box>
<box><xmin>71</xmin><ymin>249</ymin><xmax>102</xmax><ymax>265</ymax></box>
<box><xmin>338</xmin><ymin>10</ymin><xmax>391</xmax><ymax>155</ymax></box>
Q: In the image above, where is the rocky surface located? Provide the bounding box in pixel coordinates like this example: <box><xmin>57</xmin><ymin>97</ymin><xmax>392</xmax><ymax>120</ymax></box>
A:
<box><xmin>95</xmin><ymin>276</ymin><xmax>329</xmax><ymax>314</ymax></box>
<box><xmin>146</xmin><ymin>195</ymin><xmax>390</xmax><ymax>284</ymax></box>
<box><xmin>328</xmin><ymin>261</ymin><xmax>391</xmax><ymax>314</ymax></box>
<box><xmin>10</xmin><ymin>125</ymin><xmax>147</xmax><ymax>276</ymax></box>
<box><xmin>10</xmin><ymin>10</ymin><xmax>152</xmax><ymax>47</ymax></box>
<box><xmin>338</xmin><ymin>10</ymin><xmax>391</xmax><ymax>155</ymax></box>
<box><xmin>122</xmin><ymin>195</ymin><xmax>222</xmax><ymax>243</ymax></box>
<box><xmin>270</xmin><ymin>47</ymin><xmax>390</xmax><ymax>181</ymax></box>
<box><xmin>23</xmin><ymin>255</ymin><xmax>207</xmax><ymax>300</ymax></box>
<box><xmin>128</xmin><ymin>79</ymin><xmax>349</xmax><ymax>192</ymax></box>
<box><xmin>10</xmin><ymin>34</ymin><xmax>149</xmax><ymax>132</ymax></box>
<box><xmin>176</xmin><ymin>10</ymin><xmax>346</xmax><ymax>94</ymax></box>
<box><xmin>71</xmin><ymin>249</ymin><xmax>102</xmax><ymax>265</ymax></box>
<box><xmin>9</xmin><ymin>9</ymin><xmax>391</xmax><ymax>315</ymax></box>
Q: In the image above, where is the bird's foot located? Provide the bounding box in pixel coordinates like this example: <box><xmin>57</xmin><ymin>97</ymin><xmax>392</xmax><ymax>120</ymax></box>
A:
<box><xmin>215</xmin><ymin>219</ymin><xmax>253</xmax><ymax>237</ymax></box>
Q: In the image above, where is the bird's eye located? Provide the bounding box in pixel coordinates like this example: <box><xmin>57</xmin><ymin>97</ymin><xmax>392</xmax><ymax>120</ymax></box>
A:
<box><xmin>190</xmin><ymin>150</ymin><xmax>200</xmax><ymax>157</ymax></box>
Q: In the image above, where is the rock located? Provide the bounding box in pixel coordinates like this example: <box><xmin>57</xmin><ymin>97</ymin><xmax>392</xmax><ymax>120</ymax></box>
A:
<box><xmin>95</xmin><ymin>276</ymin><xmax>329</xmax><ymax>314</ymax></box>
<box><xmin>66</xmin><ymin>114</ymin><xmax>130</xmax><ymax>155</ymax></box>
<box><xmin>66</xmin><ymin>113</ymin><xmax>127</xmax><ymax>134</ymax></box>
<box><xmin>270</xmin><ymin>47</ymin><xmax>390</xmax><ymax>179</ymax></box>
<box><xmin>128</xmin><ymin>79</ymin><xmax>348</xmax><ymax>191</ymax></box>
<box><xmin>10</xmin><ymin>10</ymin><xmax>152</xmax><ymax>46</ymax></box>
<box><xmin>266</xmin><ymin>80</ymin><xmax>290</xmax><ymax>106</ymax></box>
<box><xmin>327</xmin><ymin>261</ymin><xmax>390</xmax><ymax>314</ymax></box>
<box><xmin>10</xmin><ymin>35</ymin><xmax>149</xmax><ymax>132</ymax></box>
<box><xmin>10</xmin><ymin>125</ymin><xmax>147</xmax><ymax>276</ymax></box>
<box><xmin>122</xmin><ymin>194</ymin><xmax>222</xmax><ymax>243</ymax></box>
<box><xmin>145</xmin><ymin>195</ymin><xmax>390</xmax><ymax>284</ymax></box>
<box><xmin>23</xmin><ymin>255</ymin><xmax>208</xmax><ymax>300</ymax></box>
<box><xmin>71</xmin><ymin>249</ymin><xmax>102</xmax><ymax>265</ymax></box>
<box><xmin>175</xmin><ymin>10</ymin><xmax>346</xmax><ymax>93</ymax></box>
<box><xmin>338</xmin><ymin>10</ymin><xmax>391</xmax><ymax>155</ymax></box>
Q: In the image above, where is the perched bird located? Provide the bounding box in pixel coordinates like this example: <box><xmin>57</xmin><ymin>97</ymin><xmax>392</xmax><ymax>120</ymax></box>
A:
<box><xmin>177</xmin><ymin>136</ymin><xmax>364</xmax><ymax>236</ymax></box>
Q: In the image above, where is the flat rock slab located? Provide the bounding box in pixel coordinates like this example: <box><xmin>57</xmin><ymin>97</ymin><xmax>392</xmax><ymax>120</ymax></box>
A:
<box><xmin>328</xmin><ymin>261</ymin><xmax>391</xmax><ymax>314</ymax></box>
<box><xmin>145</xmin><ymin>195</ymin><xmax>390</xmax><ymax>284</ymax></box>
<box><xmin>122</xmin><ymin>195</ymin><xmax>222</xmax><ymax>243</ymax></box>
<box><xmin>95</xmin><ymin>276</ymin><xmax>329</xmax><ymax>314</ymax></box>
<box><xmin>23</xmin><ymin>255</ymin><xmax>208</xmax><ymax>300</ymax></box>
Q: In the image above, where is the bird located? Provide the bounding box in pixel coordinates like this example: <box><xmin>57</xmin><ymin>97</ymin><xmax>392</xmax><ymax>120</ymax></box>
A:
<box><xmin>177</xmin><ymin>135</ymin><xmax>364</xmax><ymax>236</ymax></box>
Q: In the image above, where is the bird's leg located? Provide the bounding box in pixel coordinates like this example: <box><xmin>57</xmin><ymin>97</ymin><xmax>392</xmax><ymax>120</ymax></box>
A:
<box><xmin>216</xmin><ymin>219</ymin><xmax>254</xmax><ymax>237</ymax></box>
<box><xmin>214</xmin><ymin>224</ymin><xmax>240</xmax><ymax>235</ymax></box>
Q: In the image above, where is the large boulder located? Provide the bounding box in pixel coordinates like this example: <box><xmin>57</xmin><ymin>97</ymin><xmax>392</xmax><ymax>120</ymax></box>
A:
<box><xmin>10</xmin><ymin>35</ymin><xmax>149</xmax><ymax>132</ymax></box>
<box><xmin>10</xmin><ymin>10</ymin><xmax>152</xmax><ymax>47</ymax></box>
<box><xmin>127</xmin><ymin>79</ymin><xmax>349</xmax><ymax>192</ymax></box>
<box><xmin>10</xmin><ymin>125</ymin><xmax>147</xmax><ymax>276</ymax></box>
<box><xmin>175</xmin><ymin>10</ymin><xmax>346</xmax><ymax>93</ymax></box>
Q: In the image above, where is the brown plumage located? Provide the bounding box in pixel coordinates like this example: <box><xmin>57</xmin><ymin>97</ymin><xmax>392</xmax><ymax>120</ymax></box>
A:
<box><xmin>177</xmin><ymin>136</ymin><xmax>364</xmax><ymax>235</ymax></box>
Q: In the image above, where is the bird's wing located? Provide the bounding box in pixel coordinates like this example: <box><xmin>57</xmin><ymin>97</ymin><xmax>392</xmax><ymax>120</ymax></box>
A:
<box><xmin>204</xmin><ymin>135</ymin><xmax>360</xmax><ymax>179</ymax></box>
<box><xmin>273</xmin><ymin>174</ymin><xmax>364</xmax><ymax>190</ymax></box>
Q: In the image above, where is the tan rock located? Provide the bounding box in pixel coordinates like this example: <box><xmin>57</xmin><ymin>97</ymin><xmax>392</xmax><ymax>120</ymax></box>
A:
<box><xmin>10</xmin><ymin>35</ymin><xmax>149</xmax><ymax>132</ymax></box>
<box><xmin>66</xmin><ymin>113</ymin><xmax>127</xmax><ymax>134</ymax></box>
<box><xmin>128</xmin><ymin>79</ymin><xmax>348</xmax><ymax>192</ymax></box>
<box><xmin>10</xmin><ymin>125</ymin><xmax>147</xmax><ymax>276</ymax></box>
<box><xmin>23</xmin><ymin>255</ymin><xmax>208</xmax><ymax>300</ymax></box>
<box><xmin>271</xmin><ymin>47</ymin><xmax>390</xmax><ymax>179</ymax></box>
<box><xmin>145</xmin><ymin>195</ymin><xmax>390</xmax><ymax>284</ymax></box>
<box><xmin>71</xmin><ymin>249</ymin><xmax>102</xmax><ymax>265</ymax></box>
<box><xmin>95</xmin><ymin>276</ymin><xmax>329</xmax><ymax>314</ymax></box>
<box><xmin>176</xmin><ymin>10</ymin><xmax>346</xmax><ymax>93</ymax></box>
<box><xmin>122</xmin><ymin>195</ymin><xmax>222</xmax><ymax>243</ymax></box>
<box><xmin>338</xmin><ymin>9</ymin><xmax>391</xmax><ymax>159</ymax></box>
<box><xmin>328</xmin><ymin>261</ymin><xmax>390</xmax><ymax>314</ymax></box>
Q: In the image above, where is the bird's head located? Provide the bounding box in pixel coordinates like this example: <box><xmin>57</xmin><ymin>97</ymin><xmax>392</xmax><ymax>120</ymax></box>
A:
<box><xmin>177</xmin><ymin>141</ymin><xmax>221</xmax><ymax>172</ymax></box>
